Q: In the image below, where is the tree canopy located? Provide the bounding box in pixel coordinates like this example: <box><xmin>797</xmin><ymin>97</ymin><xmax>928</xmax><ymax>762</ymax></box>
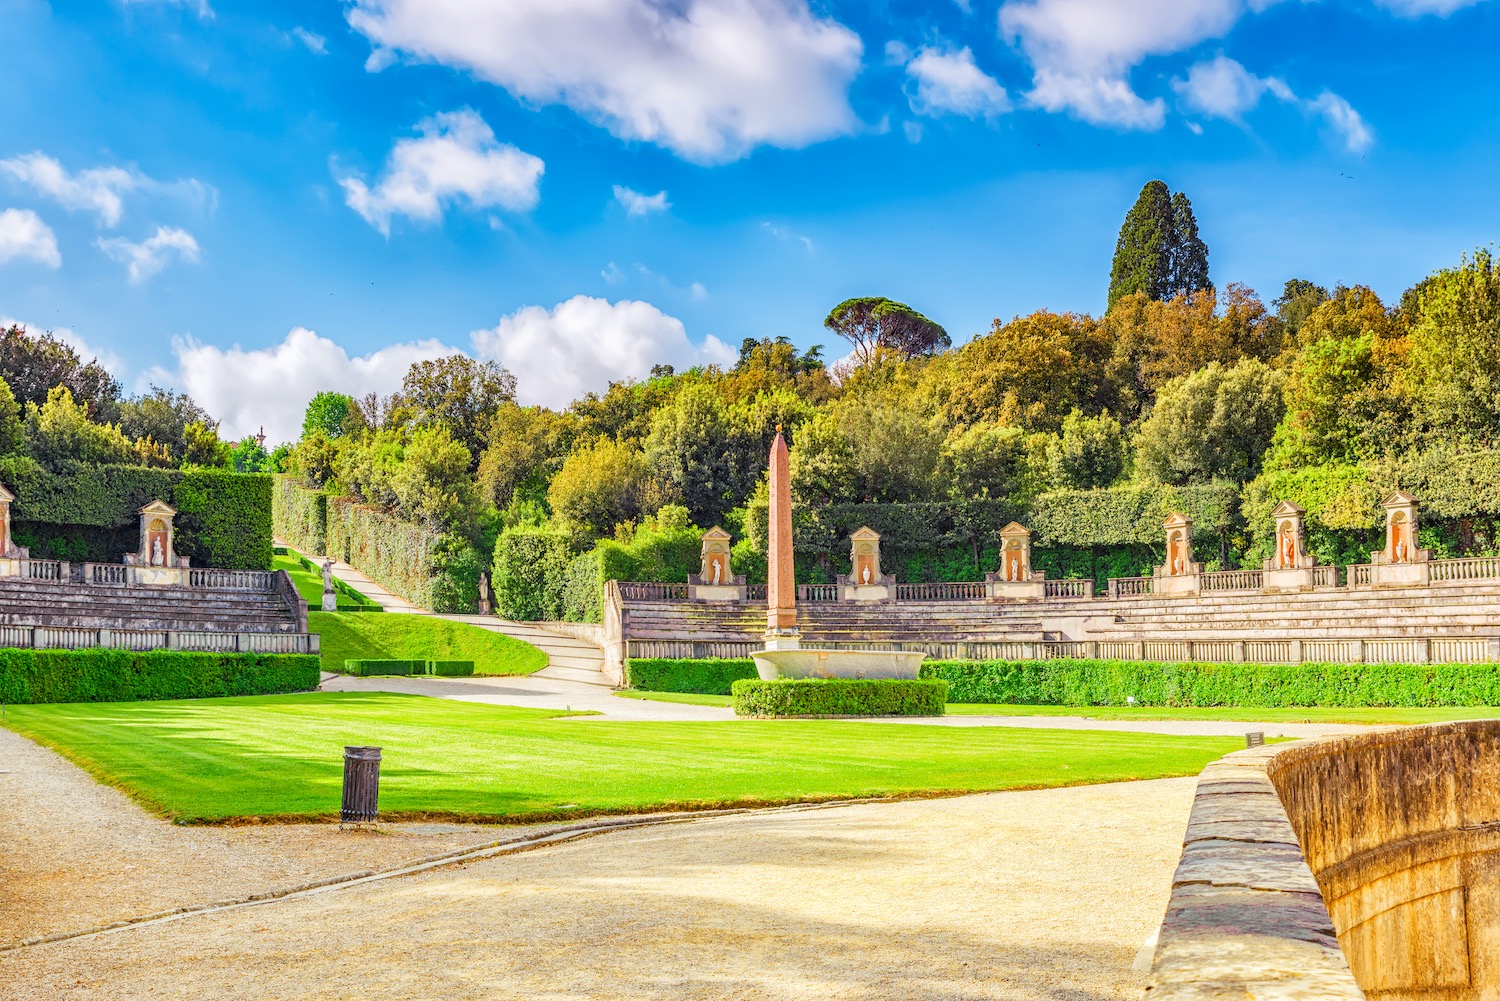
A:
<box><xmin>824</xmin><ymin>297</ymin><xmax>950</xmax><ymax>366</ymax></box>
<box><xmin>1107</xmin><ymin>181</ymin><xmax>1212</xmax><ymax>309</ymax></box>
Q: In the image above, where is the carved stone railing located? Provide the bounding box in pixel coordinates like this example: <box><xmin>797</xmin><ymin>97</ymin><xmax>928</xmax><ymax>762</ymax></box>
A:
<box><xmin>20</xmin><ymin>559</ymin><xmax>67</xmax><ymax>581</ymax></box>
<box><xmin>1310</xmin><ymin>565</ymin><xmax>1339</xmax><ymax>588</ymax></box>
<box><xmin>745</xmin><ymin>584</ymin><xmax>767</xmax><ymax>601</ymax></box>
<box><xmin>0</xmin><ymin>625</ymin><xmax>318</xmax><ymax>655</ymax></box>
<box><xmin>188</xmin><ymin>568</ymin><xmax>274</xmax><ymax>590</ymax></box>
<box><xmin>1108</xmin><ymin>576</ymin><xmax>1154</xmax><ymax>598</ymax></box>
<box><xmin>797</xmin><ymin>583</ymin><xmax>839</xmax><ymax>602</ymax></box>
<box><xmin>1043</xmin><ymin>578</ymin><xmax>1093</xmax><ymax>599</ymax></box>
<box><xmin>1430</xmin><ymin>555</ymin><xmax>1500</xmax><ymax>583</ymax></box>
<box><xmin>1348</xmin><ymin>563</ymin><xmax>1375</xmax><ymax>587</ymax></box>
<box><xmin>1200</xmin><ymin>569</ymin><xmax>1263</xmax><ymax>591</ymax></box>
<box><xmin>617</xmin><ymin>582</ymin><xmax>690</xmax><ymax>601</ymax></box>
<box><xmin>85</xmin><ymin>562</ymin><xmax>130</xmax><ymax>585</ymax></box>
<box><xmin>893</xmin><ymin>581</ymin><xmax>987</xmax><ymax>601</ymax></box>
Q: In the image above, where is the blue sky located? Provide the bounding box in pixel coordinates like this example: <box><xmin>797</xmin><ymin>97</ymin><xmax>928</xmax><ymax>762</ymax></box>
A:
<box><xmin>1</xmin><ymin>0</ymin><xmax>1498</xmax><ymax>443</ymax></box>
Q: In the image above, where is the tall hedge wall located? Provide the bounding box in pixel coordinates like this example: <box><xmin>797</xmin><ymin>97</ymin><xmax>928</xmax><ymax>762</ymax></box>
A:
<box><xmin>324</xmin><ymin>497</ymin><xmax>480</xmax><ymax>613</ymax></box>
<box><xmin>0</xmin><ymin>456</ymin><xmax>272</xmax><ymax>569</ymax></box>
<box><xmin>0</xmin><ymin>649</ymin><xmax>320</xmax><ymax>704</ymax></box>
<box><xmin>272</xmin><ymin>476</ymin><xmax>328</xmax><ymax>556</ymax></box>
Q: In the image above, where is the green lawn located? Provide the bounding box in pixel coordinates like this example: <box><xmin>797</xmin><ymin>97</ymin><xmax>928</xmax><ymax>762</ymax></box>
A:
<box><xmin>309</xmin><ymin>612</ymin><xmax>548</xmax><ymax>676</ymax></box>
<box><xmin>613</xmin><ymin>690</ymin><xmax>1500</xmax><ymax>726</ymax></box>
<box><xmin>272</xmin><ymin>554</ymin><xmax>379</xmax><ymax>610</ymax></box>
<box><xmin>2</xmin><ymin>692</ymin><xmax>1244</xmax><ymax>823</ymax></box>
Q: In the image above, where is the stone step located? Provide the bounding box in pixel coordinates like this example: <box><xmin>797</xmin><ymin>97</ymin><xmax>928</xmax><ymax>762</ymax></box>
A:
<box><xmin>533</xmin><ymin>664</ymin><xmax>615</xmax><ymax>687</ymax></box>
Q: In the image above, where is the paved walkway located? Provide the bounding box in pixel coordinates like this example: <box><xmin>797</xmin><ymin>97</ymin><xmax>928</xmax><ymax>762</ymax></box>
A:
<box><xmin>1</xmin><ymin>729</ymin><xmax>1198</xmax><ymax>1000</ymax></box>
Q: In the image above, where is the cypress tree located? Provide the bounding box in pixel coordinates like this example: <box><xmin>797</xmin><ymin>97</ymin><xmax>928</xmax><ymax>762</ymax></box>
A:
<box><xmin>1169</xmin><ymin>192</ymin><xmax>1211</xmax><ymax>298</ymax></box>
<box><xmin>1107</xmin><ymin>180</ymin><xmax>1175</xmax><ymax>309</ymax></box>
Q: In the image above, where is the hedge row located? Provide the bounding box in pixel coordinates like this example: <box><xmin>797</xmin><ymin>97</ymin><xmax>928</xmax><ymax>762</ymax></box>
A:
<box><xmin>627</xmin><ymin>657</ymin><xmax>759</xmax><ymax>694</ymax></box>
<box><xmin>0</xmin><ymin>457</ymin><xmax>273</xmax><ymax>569</ymax></box>
<box><xmin>325</xmin><ymin>497</ymin><xmax>480</xmax><ymax>613</ymax></box>
<box><xmin>921</xmin><ymin>658</ymin><xmax>1500</xmax><ymax>708</ymax></box>
<box><xmin>344</xmin><ymin>659</ymin><xmax>476</xmax><ymax>677</ymax></box>
<box><xmin>273</xmin><ymin>476</ymin><xmax>328</xmax><ymax>555</ymax></box>
<box><xmin>0</xmin><ymin>650</ymin><xmax>320</xmax><ymax>704</ymax></box>
<box><xmin>731</xmin><ymin>678</ymin><xmax>948</xmax><ymax>717</ymax></box>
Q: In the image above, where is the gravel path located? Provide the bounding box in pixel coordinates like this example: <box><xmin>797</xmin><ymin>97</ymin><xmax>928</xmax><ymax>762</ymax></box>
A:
<box><xmin>0</xmin><ymin>727</ymin><xmax>570</xmax><ymax>947</ymax></box>
<box><xmin>2</xmin><ymin>774</ymin><xmax>1196</xmax><ymax>1000</ymax></box>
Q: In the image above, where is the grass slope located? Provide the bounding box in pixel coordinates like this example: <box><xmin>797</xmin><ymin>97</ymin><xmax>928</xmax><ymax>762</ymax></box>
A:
<box><xmin>614</xmin><ymin>690</ymin><xmax>1500</xmax><ymax>725</ymax></box>
<box><xmin>272</xmin><ymin>554</ymin><xmax>377</xmax><ymax>610</ymax></box>
<box><xmin>309</xmin><ymin>613</ymin><xmax>548</xmax><ymax>677</ymax></box>
<box><xmin>3</xmin><ymin>692</ymin><xmax>1241</xmax><ymax>823</ymax></box>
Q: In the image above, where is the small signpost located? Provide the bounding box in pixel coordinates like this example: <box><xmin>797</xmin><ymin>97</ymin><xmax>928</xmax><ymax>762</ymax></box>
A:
<box><xmin>1245</xmin><ymin>732</ymin><xmax>1266</xmax><ymax>748</ymax></box>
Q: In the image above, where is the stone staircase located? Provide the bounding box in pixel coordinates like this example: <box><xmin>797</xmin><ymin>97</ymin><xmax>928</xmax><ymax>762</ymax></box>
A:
<box><xmin>0</xmin><ymin>576</ymin><xmax>303</xmax><ymax>633</ymax></box>
<box><xmin>621</xmin><ymin>599</ymin><xmax>1050</xmax><ymax>647</ymax></box>
<box><xmin>437</xmin><ymin>614</ymin><xmax>612</xmax><ymax>687</ymax></box>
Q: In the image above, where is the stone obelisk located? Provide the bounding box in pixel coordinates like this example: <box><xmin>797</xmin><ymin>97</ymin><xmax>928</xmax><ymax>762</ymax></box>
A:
<box><xmin>764</xmin><ymin>425</ymin><xmax>800</xmax><ymax>650</ymax></box>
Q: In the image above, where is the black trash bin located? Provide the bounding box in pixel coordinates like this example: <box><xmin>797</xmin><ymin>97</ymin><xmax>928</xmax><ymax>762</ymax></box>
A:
<box><xmin>342</xmin><ymin>745</ymin><xmax>382</xmax><ymax>823</ymax></box>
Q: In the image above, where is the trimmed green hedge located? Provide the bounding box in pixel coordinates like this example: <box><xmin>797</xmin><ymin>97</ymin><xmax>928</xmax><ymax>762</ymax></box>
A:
<box><xmin>628</xmin><ymin>657</ymin><xmax>759</xmax><ymax>694</ymax></box>
<box><xmin>493</xmin><ymin>528</ymin><xmax>575</xmax><ymax>621</ymax></box>
<box><xmin>430</xmin><ymin>660</ymin><xmax>475</xmax><ymax>677</ymax></box>
<box><xmin>345</xmin><ymin>659</ymin><xmax>423</xmax><ymax>677</ymax></box>
<box><xmin>922</xmin><ymin>658</ymin><xmax>1500</xmax><ymax>708</ymax></box>
<box><xmin>0</xmin><ymin>650</ymin><xmax>319</xmax><ymax>704</ymax></box>
<box><xmin>273</xmin><ymin>476</ymin><xmax>328</xmax><ymax>555</ymax></box>
<box><xmin>0</xmin><ymin>457</ymin><xmax>273</xmax><ymax>569</ymax></box>
<box><xmin>732</xmin><ymin>678</ymin><xmax>948</xmax><ymax>717</ymax></box>
<box><xmin>325</xmin><ymin>498</ymin><xmax>480</xmax><ymax>613</ymax></box>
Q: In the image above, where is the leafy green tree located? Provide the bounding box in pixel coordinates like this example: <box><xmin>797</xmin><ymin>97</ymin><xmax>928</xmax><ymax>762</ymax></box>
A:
<box><xmin>1168</xmin><ymin>191</ymin><xmax>1210</xmax><ymax>298</ymax></box>
<box><xmin>789</xmin><ymin>410</ymin><xmax>859</xmax><ymax>505</ymax></box>
<box><xmin>24</xmin><ymin>386</ymin><xmax>136</xmax><ymax>468</ymax></box>
<box><xmin>1135</xmin><ymin>359</ymin><xmax>1285</xmax><ymax>484</ymax></box>
<box><xmin>1108</xmin><ymin>181</ymin><xmax>1175</xmax><ymax>309</ymax></box>
<box><xmin>1108</xmin><ymin>182</ymin><xmax>1213</xmax><ymax>309</ymax></box>
<box><xmin>337</xmin><ymin>429</ymin><xmax>405</xmax><ymax>508</ymax></box>
<box><xmin>301</xmin><ymin>391</ymin><xmax>356</xmax><ymax>441</ymax></box>
<box><xmin>547</xmin><ymin>437</ymin><xmax>648</xmax><ymax>535</ymax></box>
<box><xmin>477</xmin><ymin>404</ymin><xmax>575</xmax><ymax>509</ymax></box>
<box><xmin>938</xmin><ymin>423</ymin><xmax>1030</xmax><ymax>502</ymax></box>
<box><xmin>1406</xmin><ymin>250</ymin><xmax>1500</xmax><ymax>447</ymax></box>
<box><xmin>400</xmin><ymin>355</ymin><xmax>517</xmax><ymax>463</ymax></box>
<box><xmin>1273</xmin><ymin>279</ymin><xmax>1330</xmax><ymax>343</ymax></box>
<box><xmin>118</xmin><ymin>387</ymin><xmax>217</xmax><ymax>463</ymax></box>
<box><xmin>823</xmin><ymin>297</ymin><xmax>950</xmax><ymax>366</ymax></box>
<box><xmin>645</xmin><ymin>382</ymin><xmax>736</xmax><ymax>526</ymax></box>
<box><xmin>0</xmin><ymin>376</ymin><xmax>23</xmax><ymax>458</ymax></box>
<box><xmin>1049</xmin><ymin>410</ymin><xmax>1127</xmax><ymax>489</ymax></box>
<box><xmin>390</xmin><ymin>425</ymin><xmax>480</xmax><ymax>534</ymax></box>
<box><xmin>0</xmin><ymin>324</ymin><xmax>122</xmax><ymax>420</ymax></box>
<box><xmin>230</xmin><ymin>436</ymin><xmax>270</xmax><ymax>473</ymax></box>
<box><xmin>832</xmin><ymin>393</ymin><xmax>944</xmax><ymax>503</ymax></box>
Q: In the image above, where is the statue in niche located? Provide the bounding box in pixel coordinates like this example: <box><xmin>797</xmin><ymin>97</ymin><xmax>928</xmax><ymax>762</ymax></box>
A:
<box><xmin>1173</xmin><ymin>555</ymin><xmax>1183</xmax><ymax>575</ymax></box>
<box><xmin>862</xmin><ymin>564</ymin><xmax>871</xmax><ymax>584</ymax></box>
<box><xmin>151</xmin><ymin>538</ymin><xmax>164</xmax><ymax>566</ymax></box>
<box><xmin>1281</xmin><ymin>530</ymin><xmax>1296</xmax><ymax>569</ymax></box>
<box><xmin>711</xmin><ymin>558</ymin><xmax>723</xmax><ymax>585</ymax></box>
<box><xmin>1006</xmin><ymin>545</ymin><xmax>1022</xmax><ymax>582</ymax></box>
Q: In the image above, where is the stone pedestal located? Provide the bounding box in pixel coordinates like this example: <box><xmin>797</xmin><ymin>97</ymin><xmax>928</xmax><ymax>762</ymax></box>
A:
<box><xmin>1155</xmin><ymin>513</ymin><xmax>1203</xmax><ymax>594</ymax></box>
<box><xmin>838</xmin><ymin>526</ymin><xmax>893</xmax><ymax>601</ymax></box>
<box><xmin>986</xmin><ymin>522</ymin><xmax>1047</xmax><ymax>598</ymax></box>
<box><xmin>689</xmin><ymin>526</ymin><xmax>745</xmax><ymax>600</ymax></box>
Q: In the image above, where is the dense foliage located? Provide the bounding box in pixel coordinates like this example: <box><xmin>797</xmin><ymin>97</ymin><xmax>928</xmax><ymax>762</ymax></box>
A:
<box><xmin>921</xmin><ymin>658</ymin><xmax>1500</xmax><ymax>707</ymax></box>
<box><xmin>0</xmin><ymin>649</ymin><xmax>319</xmax><ymax>704</ymax></box>
<box><xmin>731</xmin><ymin>678</ymin><xmax>948</xmax><ymax>717</ymax></box>
<box><xmin>628</xmin><ymin>657</ymin><xmax>759</xmax><ymax>694</ymax></box>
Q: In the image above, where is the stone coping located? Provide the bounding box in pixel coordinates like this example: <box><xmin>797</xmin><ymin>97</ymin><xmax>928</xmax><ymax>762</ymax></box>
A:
<box><xmin>1143</xmin><ymin>741</ymin><xmax>1367</xmax><ymax>1001</ymax></box>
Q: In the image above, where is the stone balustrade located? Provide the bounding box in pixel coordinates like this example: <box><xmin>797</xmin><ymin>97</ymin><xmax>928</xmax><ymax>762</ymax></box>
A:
<box><xmin>0</xmin><ymin>624</ymin><xmax>318</xmax><ymax>654</ymax></box>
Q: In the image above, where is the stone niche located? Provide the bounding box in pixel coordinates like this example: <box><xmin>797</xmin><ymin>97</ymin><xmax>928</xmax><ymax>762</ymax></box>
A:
<box><xmin>1155</xmin><ymin>513</ymin><xmax>1204</xmax><ymax>594</ymax></box>
<box><xmin>1262</xmin><ymin>500</ymin><xmax>1322</xmax><ymax>590</ymax></box>
<box><xmin>985</xmin><ymin>522</ymin><xmax>1046</xmax><ymax>598</ymax></box>
<box><xmin>688</xmin><ymin>526</ymin><xmax>745</xmax><ymax>600</ymax></box>
<box><xmin>838</xmin><ymin>526</ymin><xmax>893</xmax><ymax>601</ymax></box>
<box><xmin>0</xmin><ymin>482</ymin><xmax>27</xmax><ymax>577</ymax></box>
<box><xmin>1371</xmin><ymin>490</ymin><xmax>1433</xmax><ymax>586</ymax></box>
<box><xmin>123</xmin><ymin>499</ymin><xmax>190</xmax><ymax>585</ymax></box>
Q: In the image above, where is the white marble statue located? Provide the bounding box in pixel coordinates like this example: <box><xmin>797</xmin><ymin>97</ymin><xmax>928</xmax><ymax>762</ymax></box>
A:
<box><xmin>151</xmin><ymin>538</ymin><xmax>164</xmax><ymax>566</ymax></box>
<box><xmin>711</xmin><ymin>558</ymin><xmax>722</xmax><ymax>585</ymax></box>
<box><xmin>322</xmin><ymin>559</ymin><xmax>335</xmax><ymax>592</ymax></box>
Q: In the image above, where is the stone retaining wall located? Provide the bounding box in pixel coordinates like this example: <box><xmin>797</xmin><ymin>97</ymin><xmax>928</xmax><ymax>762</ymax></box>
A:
<box><xmin>1147</xmin><ymin>721</ymin><xmax>1500</xmax><ymax>999</ymax></box>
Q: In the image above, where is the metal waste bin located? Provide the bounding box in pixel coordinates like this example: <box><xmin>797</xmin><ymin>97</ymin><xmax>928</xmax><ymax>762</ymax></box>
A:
<box><xmin>342</xmin><ymin>745</ymin><xmax>382</xmax><ymax>823</ymax></box>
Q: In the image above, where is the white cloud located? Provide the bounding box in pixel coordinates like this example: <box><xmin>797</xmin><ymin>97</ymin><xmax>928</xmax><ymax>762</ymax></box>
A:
<box><xmin>345</xmin><ymin>0</ymin><xmax>864</xmax><ymax>163</ymax></box>
<box><xmin>903</xmin><ymin>120</ymin><xmax>924</xmax><ymax>143</ymax></box>
<box><xmin>613</xmin><ymin>185</ymin><xmax>670</xmax><ymax>217</ymax></box>
<box><xmin>1307</xmin><ymin>90</ymin><xmax>1374</xmax><ymax>153</ymax></box>
<box><xmin>339</xmin><ymin>109</ymin><xmax>544</xmax><ymax>235</ymax></box>
<box><xmin>0</xmin><ymin>153</ymin><xmax>145</xmax><ymax>227</ymax></box>
<box><xmin>998</xmin><ymin>0</ymin><xmax>1284</xmax><ymax>127</ymax></box>
<box><xmin>0</xmin><ymin>209</ymin><xmax>61</xmax><ymax>267</ymax></box>
<box><xmin>147</xmin><ymin>327</ymin><xmax>458</xmax><ymax>443</ymax></box>
<box><xmin>119</xmin><ymin>0</ymin><xmax>214</xmax><ymax>17</ymax></box>
<box><xmin>761</xmin><ymin>221</ymin><xmax>813</xmax><ymax>252</ymax></box>
<box><xmin>471</xmin><ymin>296</ymin><xmax>734</xmax><ymax>408</ymax></box>
<box><xmin>1374</xmin><ymin>0</ymin><xmax>1486</xmax><ymax>14</ymax></box>
<box><xmin>96</xmin><ymin>226</ymin><xmax>200</xmax><ymax>283</ymax></box>
<box><xmin>292</xmin><ymin>27</ymin><xmax>328</xmax><ymax>54</ymax></box>
<box><xmin>1174</xmin><ymin>56</ymin><xmax>1373</xmax><ymax>153</ymax></box>
<box><xmin>904</xmin><ymin>46</ymin><xmax>1011</xmax><ymax>118</ymax></box>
